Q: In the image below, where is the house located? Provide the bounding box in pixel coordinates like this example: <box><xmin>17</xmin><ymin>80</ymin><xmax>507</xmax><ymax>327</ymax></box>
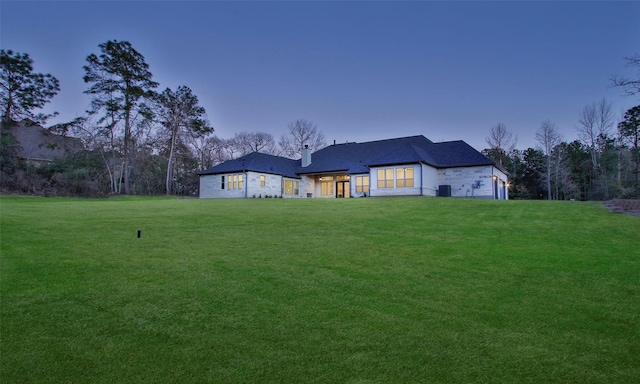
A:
<box><xmin>198</xmin><ymin>135</ymin><xmax>509</xmax><ymax>199</ymax></box>
<box><xmin>4</xmin><ymin>119</ymin><xmax>83</xmax><ymax>163</ymax></box>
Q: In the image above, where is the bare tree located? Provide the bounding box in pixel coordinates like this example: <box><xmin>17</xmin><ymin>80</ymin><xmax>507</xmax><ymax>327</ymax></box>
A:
<box><xmin>596</xmin><ymin>98</ymin><xmax>614</xmax><ymax>140</ymax></box>
<box><xmin>70</xmin><ymin>116</ymin><xmax>124</xmax><ymax>194</ymax></box>
<box><xmin>536</xmin><ymin>120</ymin><xmax>563</xmax><ymax>200</ymax></box>
<box><xmin>229</xmin><ymin>131</ymin><xmax>278</xmax><ymax>156</ymax></box>
<box><xmin>554</xmin><ymin>144</ymin><xmax>580</xmax><ymax>200</ymax></box>
<box><xmin>610</xmin><ymin>53</ymin><xmax>640</xmax><ymax>98</ymax></box>
<box><xmin>485</xmin><ymin>122</ymin><xmax>517</xmax><ymax>165</ymax></box>
<box><xmin>577</xmin><ymin>98</ymin><xmax>613</xmax><ymax>170</ymax></box>
<box><xmin>185</xmin><ymin>132</ymin><xmax>227</xmax><ymax>170</ymax></box>
<box><xmin>279</xmin><ymin>118</ymin><xmax>326</xmax><ymax>159</ymax></box>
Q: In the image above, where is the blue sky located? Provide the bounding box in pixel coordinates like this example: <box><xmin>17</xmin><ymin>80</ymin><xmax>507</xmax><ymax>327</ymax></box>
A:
<box><xmin>2</xmin><ymin>1</ymin><xmax>638</xmax><ymax>151</ymax></box>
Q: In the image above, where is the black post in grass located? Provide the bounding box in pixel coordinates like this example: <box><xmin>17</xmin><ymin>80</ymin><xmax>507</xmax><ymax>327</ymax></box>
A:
<box><xmin>137</xmin><ymin>229</ymin><xmax>141</xmax><ymax>239</ymax></box>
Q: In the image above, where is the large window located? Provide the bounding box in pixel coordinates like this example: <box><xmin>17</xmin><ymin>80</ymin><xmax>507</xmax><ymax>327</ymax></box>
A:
<box><xmin>283</xmin><ymin>179</ymin><xmax>299</xmax><ymax>195</ymax></box>
<box><xmin>228</xmin><ymin>173</ymin><xmax>243</xmax><ymax>190</ymax></box>
<box><xmin>221</xmin><ymin>175</ymin><xmax>225</xmax><ymax>190</ymax></box>
<box><xmin>260</xmin><ymin>175</ymin><xmax>266</xmax><ymax>187</ymax></box>
<box><xmin>377</xmin><ymin>168</ymin><xmax>393</xmax><ymax>188</ymax></box>
<box><xmin>355</xmin><ymin>175</ymin><xmax>369</xmax><ymax>194</ymax></box>
<box><xmin>396</xmin><ymin>167</ymin><xmax>414</xmax><ymax>188</ymax></box>
<box><xmin>319</xmin><ymin>176</ymin><xmax>334</xmax><ymax>196</ymax></box>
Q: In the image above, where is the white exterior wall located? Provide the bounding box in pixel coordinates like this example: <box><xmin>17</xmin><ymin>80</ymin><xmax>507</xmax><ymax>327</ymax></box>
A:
<box><xmin>200</xmin><ymin>165</ymin><xmax>508</xmax><ymax>200</ymax></box>
<box><xmin>199</xmin><ymin>175</ymin><xmax>218</xmax><ymax>198</ymax></box>
<box><xmin>199</xmin><ymin>172</ymin><xmax>307</xmax><ymax>199</ymax></box>
<box><xmin>421</xmin><ymin>164</ymin><xmax>439</xmax><ymax>197</ymax></box>
<box><xmin>300</xmin><ymin>176</ymin><xmax>315</xmax><ymax>198</ymax></box>
<box><xmin>199</xmin><ymin>174</ymin><xmax>245</xmax><ymax>198</ymax></box>
<box><xmin>437</xmin><ymin>165</ymin><xmax>508</xmax><ymax>199</ymax></box>
<box><xmin>246</xmin><ymin>171</ymin><xmax>284</xmax><ymax>198</ymax></box>
<box><xmin>369</xmin><ymin>164</ymin><xmax>423</xmax><ymax>197</ymax></box>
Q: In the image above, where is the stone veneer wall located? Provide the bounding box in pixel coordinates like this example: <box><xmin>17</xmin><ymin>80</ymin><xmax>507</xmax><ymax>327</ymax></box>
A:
<box><xmin>200</xmin><ymin>172</ymin><xmax>306</xmax><ymax>198</ymax></box>
<box><xmin>201</xmin><ymin>166</ymin><xmax>509</xmax><ymax>199</ymax></box>
<box><xmin>246</xmin><ymin>172</ymin><xmax>284</xmax><ymax>197</ymax></box>
<box><xmin>300</xmin><ymin>176</ymin><xmax>315</xmax><ymax>198</ymax></box>
<box><xmin>438</xmin><ymin>166</ymin><xmax>506</xmax><ymax>199</ymax></box>
<box><xmin>199</xmin><ymin>174</ymin><xmax>244</xmax><ymax>198</ymax></box>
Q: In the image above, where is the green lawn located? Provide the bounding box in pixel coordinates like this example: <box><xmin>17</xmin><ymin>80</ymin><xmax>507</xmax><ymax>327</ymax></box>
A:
<box><xmin>1</xmin><ymin>196</ymin><xmax>639</xmax><ymax>383</ymax></box>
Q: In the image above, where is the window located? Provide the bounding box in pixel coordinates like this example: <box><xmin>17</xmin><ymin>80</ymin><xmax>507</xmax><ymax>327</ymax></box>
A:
<box><xmin>321</xmin><ymin>181</ymin><xmax>334</xmax><ymax>196</ymax></box>
<box><xmin>283</xmin><ymin>179</ymin><xmax>299</xmax><ymax>195</ymax></box>
<box><xmin>396</xmin><ymin>167</ymin><xmax>414</xmax><ymax>188</ymax></box>
<box><xmin>355</xmin><ymin>176</ymin><xmax>369</xmax><ymax>194</ymax></box>
<box><xmin>228</xmin><ymin>173</ymin><xmax>243</xmax><ymax>190</ymax></box>
<box><xmin>319</xmin><ymin>176</ymin><xmax>334</xmax><ymax>196</ymax></box>
<box><xmin>221</xmin><ymin>175</ymin><xmax>225</xmax><ymax>190</ymax></box>
<box><xmin>260</xmin><ymin>175</ymin><xmax>266</xmax><ymax>187</ymax></box>
<box><xmin>377</xmin><ymin>168</ymin><xmax>393</xmax><ymax>188</ymax></box>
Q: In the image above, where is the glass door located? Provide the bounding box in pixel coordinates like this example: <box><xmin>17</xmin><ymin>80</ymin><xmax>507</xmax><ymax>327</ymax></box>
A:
<box><xmin>336</xmin><ymin>181</ymin><xmax>350</xmax><ymax>198</ymax></box>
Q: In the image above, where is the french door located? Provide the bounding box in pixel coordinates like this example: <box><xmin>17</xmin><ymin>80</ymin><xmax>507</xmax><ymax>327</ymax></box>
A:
<box><xmin>336</xmin><ymin>181</ymin><xmax>350</xmax><ymax>198</ymax></box>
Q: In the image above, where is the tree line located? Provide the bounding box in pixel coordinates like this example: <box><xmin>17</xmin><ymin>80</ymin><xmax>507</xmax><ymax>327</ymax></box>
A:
<box><xmin>1</xmin><ymin>42</ymin><xmax>638</xmax><ymax>199</ymax></box>
<box><xmin>0</xmin><ymin>41</ymin><xmax>326</xmax><ymax>196</ymax></box>
<box><xmin>484</xmin><ymin>98</ymin><xmax>639</xmax><ymax>200</ymax></box>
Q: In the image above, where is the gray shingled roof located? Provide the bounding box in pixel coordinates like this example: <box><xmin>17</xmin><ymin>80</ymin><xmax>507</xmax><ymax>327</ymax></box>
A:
<box><xmin>199</xmin><ymin>135</ymin><xmax>499</xmax><ymax>177</ymax></box>
<box><xmin>198</xmin><ymin>152</ymin><xmax>300</xmax><ymax>178</ymax></box>
<box><xmin>297</xmin><ymin>135</ymin><xmax>495</xmax><ymax>174</ymax></box>
<box><xmin>426</xmin><ymin>140</ymin><xmax>495</xmax><ymax>168</ymax></box>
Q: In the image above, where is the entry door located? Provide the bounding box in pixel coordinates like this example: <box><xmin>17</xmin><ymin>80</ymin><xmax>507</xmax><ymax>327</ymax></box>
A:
<box><xmin>336</xmin><ymin>181</ymin><xmax>350</xmax><ymax>198</ymax></box>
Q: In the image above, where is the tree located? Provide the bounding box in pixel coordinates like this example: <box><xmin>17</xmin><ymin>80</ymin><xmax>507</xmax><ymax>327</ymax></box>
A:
<box><xmin>186</xmin><ymin>132</ymin><xmax>227</xmax><ymax>170</ymax></box>
<box><xmin>70</xmin><ymin>116</ymin><xmax>123</xmax><ymax>194</ymax></box>
<box><xmin>485</xmin><ymin>122</ymin><xmax>517</xmax><ymax>166</ymax></box>
<box><xmin>519</xmin><ymin>148</ymin><xmax>546</xmax><ymax>199</ymax></box>
<box><xmin>552</xmin><ymin>143</ymin><xmax>580</xmax><ymax>200</ymax></box>
<box><xmin>536</xmin><ymin>120</ymin><xmax>562</xmax><ymax>200</ymax></box>
<box><xmin>618</xmin><ymin>105</ymin><xmax>640</xmax><ymax>183</ymax></box>
<box><xmin>611</xmin><ymin>53</ymin><xmax>640</xmax><ymax>98</ymax></box>
<box><xmin>229</xmin><ymin>131</ymin><xmax>278</xmax><ymax>157</ymax></box>
<box><xmin>1</xmin><ymin>49</ymin><xmax>60</xmax><ymax>123</ymax></box>
<box><xmin>577</xmin><ymin>98</ymin><xmax>613</xmax><ymax>170</ymax></box>
<box><xmin>561</xmin><ymin>140</ymin><xmax>592</xmax><ymax>200</ymax></box>
<box><xmin>279</xmin><ymin>118</ymin><xmax>326</xmax><ymax>159</ymax></box>
<box><xmin>154</xmin><ymin>86</ymin><xmax>211</xmax><ymax>195</ymax></box>
<box><xmin>83</xmin><ymin>40</ymin><xmax>158</xmax><ymax>194</ymax></box>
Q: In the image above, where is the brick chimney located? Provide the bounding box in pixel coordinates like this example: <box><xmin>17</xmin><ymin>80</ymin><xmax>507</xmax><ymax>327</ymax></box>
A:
<box><xmin>301</xmin><ymin>145</ymin><xmax>311</xmax><ymax>167</ymax></box>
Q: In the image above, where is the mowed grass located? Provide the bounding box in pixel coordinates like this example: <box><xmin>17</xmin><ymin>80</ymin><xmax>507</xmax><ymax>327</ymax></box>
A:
<box><xmin>1</xmin><ymin>196</ymin><xmax>639</xmax><ymax>383</ymax></box>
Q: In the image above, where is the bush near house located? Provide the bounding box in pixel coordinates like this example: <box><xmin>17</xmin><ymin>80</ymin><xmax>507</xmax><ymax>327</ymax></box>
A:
<box><xmin>1</xmin><ymin>197</ymin><xmax>639</xmax><ymax>383</ymax></box>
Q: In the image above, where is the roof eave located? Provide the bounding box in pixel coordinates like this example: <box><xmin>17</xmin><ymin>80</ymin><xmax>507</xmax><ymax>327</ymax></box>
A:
<box><xmin>297</xmin><ymin>168</ymin><xmax>349</xmax><ymax>175</ymax></box>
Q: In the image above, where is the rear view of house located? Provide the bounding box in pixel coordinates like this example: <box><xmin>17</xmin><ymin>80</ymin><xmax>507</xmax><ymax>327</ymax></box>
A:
<box><xmin>198</xmin><ymin>135</ymin><xmax>508</xmax><ymax>199</ymax></box>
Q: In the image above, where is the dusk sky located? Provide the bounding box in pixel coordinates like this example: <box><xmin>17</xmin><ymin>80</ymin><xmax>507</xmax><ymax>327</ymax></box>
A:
<box><xmin>2</xmin><ymin>1</ymin><xmax>639</xmax><ymax>151</ymax></box>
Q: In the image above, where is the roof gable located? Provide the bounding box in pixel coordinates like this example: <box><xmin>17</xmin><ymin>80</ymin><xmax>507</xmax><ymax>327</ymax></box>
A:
<box><xmin>298</xmin><ymin>135</ymin><xmax>434</xmax><ymax>174</ymax></box>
